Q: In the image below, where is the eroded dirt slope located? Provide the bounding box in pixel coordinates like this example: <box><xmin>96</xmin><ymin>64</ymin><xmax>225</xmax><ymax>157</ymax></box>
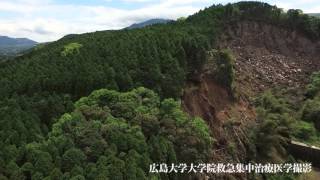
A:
<box><xmin>221</xmin><ymin>21</ymin><xmax>320</xmax><ymax>95</ymax></box>
<box><xmin>183</xmin><ymin>20</ymin><xmax>320</xmax><ymax>130</ymax></box>
<box><xmin>182</xmin><ymin>21</ymin><xmax>320</xmax><ymax>179</ymax></box>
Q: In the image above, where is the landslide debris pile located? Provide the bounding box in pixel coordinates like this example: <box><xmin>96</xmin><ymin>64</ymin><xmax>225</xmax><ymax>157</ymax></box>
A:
<box><xmin>220</xmin><ymin>21</ymin><xmax>320</xmax><ymax>93</ymax></box>
<box><xmin>0</xmin><ymin>2</ymin><xmax>320</xmax><ymax>180</ymax></box>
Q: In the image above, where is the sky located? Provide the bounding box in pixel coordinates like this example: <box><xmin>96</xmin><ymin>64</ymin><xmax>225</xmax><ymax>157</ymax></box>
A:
<box><xmin>0</xmin><ymin>0</ymin><xmax>319</xmax><ymax>42</ymax></box>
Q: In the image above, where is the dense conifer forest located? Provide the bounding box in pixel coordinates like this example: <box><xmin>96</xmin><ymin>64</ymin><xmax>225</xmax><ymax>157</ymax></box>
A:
<box><xmin>0</xmin><ymin>1</ymin><xmax>320</xmax><ymax>180</ymax></box>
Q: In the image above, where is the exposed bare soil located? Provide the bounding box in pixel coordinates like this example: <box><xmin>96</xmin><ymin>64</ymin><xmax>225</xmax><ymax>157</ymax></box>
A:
<box><xmin>182</xmin><ymin>21</ymin><xmax>320</xmax><ymax>179</ymax></box>
<box><xmin>221</xmin><ymin>21</ymin><xmax>320</xmax><ymax>95</ymax></box>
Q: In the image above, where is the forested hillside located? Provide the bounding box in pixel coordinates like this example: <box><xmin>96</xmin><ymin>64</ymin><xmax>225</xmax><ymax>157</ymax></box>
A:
<box><xmin>126</xmin><ymin>19</ymin><xmax>173</xmax><ymax>29</ymax></box>
<box><xmin>0</xmin><ymin>1</ymin><xmax>320</xmax><ymax>180</ymax></box>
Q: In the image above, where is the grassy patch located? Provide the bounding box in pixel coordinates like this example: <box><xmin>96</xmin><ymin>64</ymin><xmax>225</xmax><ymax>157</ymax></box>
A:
<box><xmin>61</xmin><ymin>42</ymin><xmax>83</xmax><ymax>56</ymax></box>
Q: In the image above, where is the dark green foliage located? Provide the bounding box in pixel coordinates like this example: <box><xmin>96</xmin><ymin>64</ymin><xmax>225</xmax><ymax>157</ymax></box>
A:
<box><xmin>0</xmin><ymin>25</ymin><xmax>207</xmax><ymax>100</ymax></box>
<box><xmin>0</xmin><ymin>93</ymin><xmax>73</xmax><ymax>146</ymax></box>
<box><xmin>251</xmin><ymin>72</ymin><xmax>320</xmax><ymax>164</ymax></box>
<box><xmin>302</xmin><ymin>98</ymin><xmax>320</xmax><ymax>122</ymax></box>
<box><xmin>301</xmin><ymin>72</ymin><xmax>320</xmax><ymax>131</ymax></box>
<box><xmin>251</xmin><ymin>91</ymin><xmax>293</xmax><ymax>163</ymax></box>
<box><xmin>0</xmin><ymin>93</ymin><xmax>73</xmax><ymax>178</ymax></box>
<box><xmin>9</xmin><ymin>88</ymin><xmax>213</xmax><ymax>179</ymax></box>
<box><xmin>0</xmin><ymin>2</ymin><xmax>319</xmax><ymax>179</ymax></box>
<box><xmin>49</xmin><ymin>168</ymin><xmax>63</xmax><ymax>180</ymax></box>
<box><xmin>306</xmin><ymin>72</ymin><xmax>320</xmax><ymax>98</ymax></box>
<box><xmin>301</xmin><ymin>97</ymin><xmax>320</xmax><ymax>130</ymax></box>
<box><xmin>126</xmin><ymin>19</ymin><xmax>172</xmax><ymax>29</ymax></box>
<box><xmin>0</xmin><ymin>55</ymin><xmax>10</xmax><ymax>62</ymax></box>
<box><xmin>254</xmin><ymin>91</ymin><xmax>290</xmax><ymax>114</ymax></box>
<box><xmin>62</xmin><ymin>148</ymin><xmax>86</xmax><ymax>172</ymax></box>
<box><xmin>1</xmin><ymin>2</ymin><xmax>317</xmax><ymax>101</ymax></box>
<box><xmin>231</xmin><ymin>2</ymin><xmax>320</xmax><ymax>40</ymax></box>
<box><xmin>209</xmin><ymin>49</ymin><xmax>236</xmax><ymax>92</ymax></box>
<box><xmin>293</xmin><ymin>121</ymin><xmax>317</xmax><ymax>140</ymax></box>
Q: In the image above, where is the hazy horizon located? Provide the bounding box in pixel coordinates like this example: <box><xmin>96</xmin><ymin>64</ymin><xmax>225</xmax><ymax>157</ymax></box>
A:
<box><xmin>0</xmin><ymin>0</ymin><xmax>319</xmax><ymax>42</ymax></box>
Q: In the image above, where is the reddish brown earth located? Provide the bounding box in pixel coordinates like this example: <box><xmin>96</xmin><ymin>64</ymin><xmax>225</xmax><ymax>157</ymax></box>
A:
<box><xmin>183</xmin><ymin>20</ymin><xmax>320</xmax><ymax>135</ymax></box>
<box><xmin>221</xmin><ymin>21</ymin><xmax>320</xmax><ymax>95</ymax></box>
<box><xmin>182</xmin><ymin>21</ymin><xmax>320</xmax><ymax>179</ymax></box>
<box><xmin>182</xmin><ymin>73</ymin><xmax>255</xmax><ymax>180</ymax></box>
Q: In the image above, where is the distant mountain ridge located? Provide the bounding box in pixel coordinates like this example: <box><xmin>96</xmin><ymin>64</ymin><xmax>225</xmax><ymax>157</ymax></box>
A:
<box><xmin>309</xmin><ymin>13</ymin><xmax>320</xmax><ymax>17</ymax></box>
<box><xmin>0</xmin><ymin>36</ymin><xmax>37</xmax><ymax>56</ymax></box>
<box><xmin>1</xmin><ymin>2</ymin><xmax>320</xmax><ymax>179</ymax></box>
<box><xmin>126</xmin><ymin>18</ymin><xmax>173</xmax><ymax>29</ymax></box>
<box><xmin>0</xmin><ymin>36</ymin><xmax>37</xmax><ymax>46</ymax></box>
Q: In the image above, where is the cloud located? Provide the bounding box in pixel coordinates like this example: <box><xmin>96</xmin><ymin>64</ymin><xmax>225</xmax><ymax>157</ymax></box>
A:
<box><xmin>0</xmin><ymin>0</ymin><xmax>318</xmax><ymax>42</ymax></box>
<box><xmin>0</xmin><ymin>0</ymin><xmax>211</xmax><ymax>42</ymax></box>
<box><xmin>120</xmin><ymin>0</ymin><xmax>154</xmax><ymax>2</ymax></box>
<box><xmin>263</xmin><ymin>0</ymin><xmax>320</xmax><ymax>13</ymax></box>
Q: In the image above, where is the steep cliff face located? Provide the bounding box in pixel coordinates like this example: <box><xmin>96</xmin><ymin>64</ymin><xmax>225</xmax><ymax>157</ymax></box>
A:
<box><xmin>181</xmin><ymin>21</ymin><xmax>320</xmax><ymax>178</ymax></box>
<box><xmin>183</xmin><ymin>21</ymin><xmax>320</xmax><ymax>124</ymax></box>
<box><xmin>182</xmin><ymin>76</ymin><xmax>229</xmax><ymax>128</ymax></box>
<box><xmin>182</xmin><ymin>71</ymin><xmax>256</xmax><ymax>180</ymax></box>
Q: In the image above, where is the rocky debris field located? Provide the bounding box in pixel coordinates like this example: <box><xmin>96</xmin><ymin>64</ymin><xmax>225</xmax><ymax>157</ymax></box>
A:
<box><xmin>220</xmin><ymin>21</ymin><xmax>320</xmax><ymax>94</ymax></box>
<box><xmin>233</xmin><ymin>46</ymin><xmax>314</xmax><ymax>92</ymax></box>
